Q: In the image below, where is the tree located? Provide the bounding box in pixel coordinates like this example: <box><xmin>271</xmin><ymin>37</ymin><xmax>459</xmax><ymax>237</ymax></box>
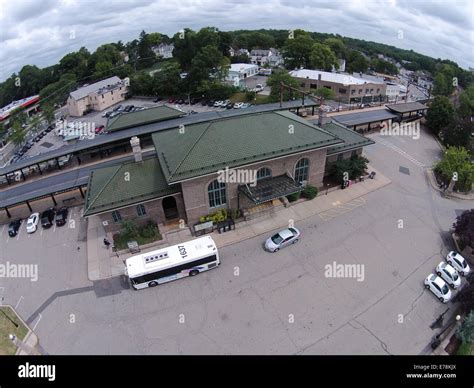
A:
<box><xmin>136</xmin><ymin>30</ymin><xmax>156</xmax><ymax>69</ymax></box>
<box><xmin>329</xmin><ymin>155</ymin><xmax>369</xmax><ymax>184</ymax></box>
<box><xmin>458</xmin><ymin>85</ymin><xmax>474</xmax><ymax>119</ymax></box>
<box><xmin>9</xmin><ymin>121</ymin><xmax>26</xmax><ymax>145</ymax></box>
<box><xmin>457</xmin><ymin>311</ymin><xmax>474</xmax><ymax>344</ymax></box>
<box><xmin>266</xmin><ymin>70</ymin><xmax>300</xmax><ymax>102</ymax></box>
<box><xmin>442</xmin><ymin>117</ymin><xmax>472</xmax><ymax>149</ymax></box>
<box><xmin>426</xmin><ymin>96</ymin><xmax>455</xmax><ymax>136</ymax></box>
<box><xmin>188</xmin><ymin>45</ymin><xmax>229</xmax><ymax>92</ymax></box>
<box><xmin>282</xmin><ymin>32</ymin><xmax>314</xmax><ymax>69</ymax></box>
<box><xmin>313</xmin><ymin>87</ymin><xmax>335</xmax><ymax>100</ymax></box>
<box><xmin>434</xmin><ymin>146</ymin><xmax>474</xmax><ymax>192</ymax></box>
<box><xmin>324</xmin><ymin>38</ymin><xmax>346</xmax><ymax>59</ymax></box>
<box><xmin>41</xmin><ymin>104</ymin><xmax>55</xmax><ymax>126</ymax></box>
<box><xmin>130</xmin><ymin>72</ymin><xmax>154</xmax><ymax>96</ymax></box>
<box><xmin>172</xmin><ymin>28</ymin><xmax>198</xmax><ymax>70</ymax></box>
<box><xmin>309</xmin><ymin>43</ymin><xmax>338</xmax><ymax>71</ymax></box>
<box><xmin>153</xmin><ymin>61</ymin><xmax>182</xmax><ymax>96</ymax></box>
<box><xmin>346</xmin><ymin>50</ymin><xmax>368</xmax><ymax>73</ymax></box>
<box><xmin>29</xmin><ymin>115</ymin><xmax>42</xmax><ymax>135</ymax></box>
<box><xmin>453</xmin><ymin>209</ymin><xmax>474</xmax><ymax>250</ymax></box>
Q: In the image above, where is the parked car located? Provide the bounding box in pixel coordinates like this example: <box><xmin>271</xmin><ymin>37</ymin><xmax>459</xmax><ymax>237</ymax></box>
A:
<box><xmin>26</xmin><ymin>213</ymin><xmax>40</xmax><ymax>234</ymax></box>
<box><xmin>113</xmin><ymin>105</ymin><xmax>122</xmax><ymax>112</ymax></box>
<box><xmin>436</xmin><ymin>261</ymin><xmax>461</xmax><ymax>289</ymax></box>
<box><xmin>264</xmin><ymin>227</ymin><xmax>301</xmax><ymax>252</ymax></box>
<box><xmin>222</xmin><ymin>99</ymin><xmax>230</xmax><ymax>107</ymax></box>
<box><xmin>446</xmin><ymin>251</ymin><xmax>470</xmax><ymax>276</ymax></box>
<box><xmin>176</xmin><ymin>98</ymin><xmax>185</xmax><ymax>104</ymax></box>
<box><xmin>226</xmin><ymin>102</ymin><xmax>234</xmax><ymax>109</ymax></box>
<box><xmin>153</xmin><ymin>96</ymin><xmax>163</xmax><ymax>102</ymax></box>
<box><xmin>40</xmin><ymin>208</ymin><xmax>56</xmax><ymax>229</ymax></box>
<box><xmin>234</xmin><ymin>102</ymin><xmax>244</xmax><ymax>109</ymax></box>
<box><xmin>167</xmin><ymin>97</ymin><xmax>176</xmax><ymax>103</ymax></box>
<box><xmin>424</xmin><ymin>274</ymin><xmax>452</xmax><ymax>303</ymax></box>
<box><xmin>124</xmin><ymin>105</ymin><xmax>135</xmax><ymax>112</ymax></box>
<box><xmin>190</xmin><ymin>98</ymin><xmax>199</xmax><ymax>105</ymax></box>
<box><xmin>8</xmin><ymin>219</ymin><xmax>22</xmax><ymax>237</ymax></box>
<box><xmin>241</xmin><ymin>103</ymin><xmax>252</xmax><ymax>108</ymax></box>
<box><xmin>102</xmin><ymin>111</ymin><xmax>111</xmax><ymax>118</ymax></box>
<box><xmin>55</xmin><ymin>207</ymin><xmax>69</xmax><ymax>227</ymax></box>
<box><xmin>214</xmin><ymin>100</ymin><xmax>223</xmax><ymax>107</ymax></box>
<box><xmin>95</xmin><ymin>125</ymin><xmax>105</xmax><ymax>134</ymax></box>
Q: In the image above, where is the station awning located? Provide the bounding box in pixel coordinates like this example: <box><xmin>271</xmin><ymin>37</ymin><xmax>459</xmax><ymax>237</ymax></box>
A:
<box><xmin>238</xmin><ymin>174</ymin><xmax>304</xmax><ymax>205</ymax></box>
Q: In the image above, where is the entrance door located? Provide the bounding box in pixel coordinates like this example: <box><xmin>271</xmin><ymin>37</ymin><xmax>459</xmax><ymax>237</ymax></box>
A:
<box><xmin>162</xmin><ymin>196</ymin><xmax>178</xmax><ymax>220</ymax></box>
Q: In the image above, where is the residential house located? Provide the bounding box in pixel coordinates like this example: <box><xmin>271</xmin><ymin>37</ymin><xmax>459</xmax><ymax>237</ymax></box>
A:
<box><xmin>152</xmin><ymin>43</ymin><xmax>174</xmax><ymax>59</ymax></box>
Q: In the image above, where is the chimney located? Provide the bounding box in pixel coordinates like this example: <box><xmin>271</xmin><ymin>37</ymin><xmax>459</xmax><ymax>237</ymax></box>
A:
<box><xmin>317</xmin><ymin>73</ymin><xmax>322</xmax><ymax>89</ymax></box>
<box><xmin>318</xmin><ymin>108</ymin><xmax>326</xmax><ymax>126</ymax></box>
<box><xmin>130</xmin><ymin>136</ymin><xmax>143</xmax><ymax>163</ymax></box>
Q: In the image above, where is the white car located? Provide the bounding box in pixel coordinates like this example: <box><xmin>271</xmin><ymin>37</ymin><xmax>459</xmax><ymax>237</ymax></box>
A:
<box><xmin>26</xmin><ymin>213</ymin><xmax>40</xmax><ymax>234</ymax></box>
<box><xmin>213</xmin><ymin>100</ymin><xmax>223</xmax><ymax>107</ymax></box>
<box><xmin>436</xmin><ymin>261</ymin><xmax>461</xmax><ymax>289</ymax></box>
<box><xmin>446</xmin><ymin>251</ymin><xmax>470</xmax><ymax>276</ymax></box>
<box><xmin>234</xmin><ymin>102</ymin><xmax>244</xmax><ymax>109</ymax></box>
<box><xmin>424</xmin><ymin>274</ymin><xmax>452</xmax><ymax>303</ymax></box>
<box><xmin>264</xmin><ymin>227</ymin><xmax>301</xmax><ymax>252</ymax></box>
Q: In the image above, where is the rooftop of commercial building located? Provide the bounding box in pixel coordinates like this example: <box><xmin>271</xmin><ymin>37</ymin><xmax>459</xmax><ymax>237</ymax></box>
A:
<box><xmin>290</xmin><ymin>69</ymin><xmax>385</xmax><ymax>85</ymax></box>
<box><xmin>152</xmin><ymin>110</ymin><xmax>343</xmax><ymax>183</ymax></box>
<box><xmin>332</xmin><ymin>109</ymin><xmax>398</xmax><ymax>127</ymax></box>
<box><xmin>69</xmin><ymin>76</ymin><xmax>123</xmax><ymax>101</ymax></box>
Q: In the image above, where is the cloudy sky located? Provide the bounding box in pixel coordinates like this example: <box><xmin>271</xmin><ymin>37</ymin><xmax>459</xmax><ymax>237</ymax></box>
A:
<box><xmin>0</xmin><ymin>0</ymin><xmax>472</xmax><ymax>81</ymax></box>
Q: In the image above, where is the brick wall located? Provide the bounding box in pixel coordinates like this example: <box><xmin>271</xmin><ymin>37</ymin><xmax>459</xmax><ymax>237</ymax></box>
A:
<box><xmin>181</xmin><ymin>148</ymin><xmax>328</xmax><ymax>224</ymax></box>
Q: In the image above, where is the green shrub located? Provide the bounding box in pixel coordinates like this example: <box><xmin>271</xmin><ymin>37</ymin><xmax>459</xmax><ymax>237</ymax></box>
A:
<box><xmin>229</xmin><ymin>208</ymin><xmax>241</xmax><ymax>220</ymax></box>
<box><xmin>302</xmin><ymin>185</ymin><xmax>318</xmax><ymax>199</ymax></box>
<box><xmin>199</xmin><ymin>209</ymin><xmax>228</xmax><ymax>224</ymax></box>
<box><xmin>287</xmin><ymin>192</ymin><xmax>301</xmax><ymax>202</ymax></box>
<box><xmin>139</xmin><ymin>222</ymin><xmax>159</xmax><ymax>239</ymax></box>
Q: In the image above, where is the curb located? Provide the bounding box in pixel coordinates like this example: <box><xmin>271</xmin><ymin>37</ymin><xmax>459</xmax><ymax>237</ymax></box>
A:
<box><xmin>425</xmin><ymin>169</ymin><xmax>474</xmax><ymax>200</ymax></box>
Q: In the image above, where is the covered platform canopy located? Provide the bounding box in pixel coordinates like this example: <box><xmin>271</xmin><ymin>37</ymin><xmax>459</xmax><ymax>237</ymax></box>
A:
<box><xmin>238</xmin><ymin>174</ymin><xmax>303</xmax><ymax>206</ymax></box>
<box><xmin>386</xmin><ymin>102</ymin><xmax>428</xmax><ymax>120</ymax></box>
<box><xmin>332</xmin><ymin>109</ymin><xmax>398</xmax><ymax>128</ymax></box>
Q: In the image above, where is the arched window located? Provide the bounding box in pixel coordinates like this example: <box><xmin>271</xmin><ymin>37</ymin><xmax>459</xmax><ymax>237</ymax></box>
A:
<box><xmin>208</xmin><ymin>179</ymin><xmax>227</xmax><ymax>208</ymax></box>
<box><xmin>256</xmin><ymin>167</ymin><xmax>272</xmax><ymax>181</ymax></box>
<box><xmin>294</xmin><ymin>158</ymin><xmax>309</xmax><ymax>183</ymax></box>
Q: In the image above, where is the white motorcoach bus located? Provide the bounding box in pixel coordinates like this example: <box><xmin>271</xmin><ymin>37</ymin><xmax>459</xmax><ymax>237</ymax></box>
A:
<box><xmin>125</xmin><ymin>236</ymin><xmax>220</xmax><ymax>290</ymax></box>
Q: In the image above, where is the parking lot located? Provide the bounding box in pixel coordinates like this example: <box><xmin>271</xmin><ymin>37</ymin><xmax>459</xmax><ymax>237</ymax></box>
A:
<box><xmin>1</xmin><ymin>122</ymin><xmax>471</xmax><ymax>354</ymax></box>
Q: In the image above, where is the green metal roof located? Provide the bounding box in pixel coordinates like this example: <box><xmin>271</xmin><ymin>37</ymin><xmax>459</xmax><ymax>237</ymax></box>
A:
<box><xmin>106</xmin><ymin>105</ymin><xmax>184</xmax><ymax>132</ymax></box>
<box><xmin>321</xmin><ymin>121</ymin><xmax>375</xmax><ymax>155</ymax></box>
<box><xmin>83</xmin><ymin>157</ymin><xmax>180</xmax><ymax>216</ymax></box>
<box><xmin>152</xmin><ymin>110</ymin><xmax>342</xmax><ymax>183</ymax></box>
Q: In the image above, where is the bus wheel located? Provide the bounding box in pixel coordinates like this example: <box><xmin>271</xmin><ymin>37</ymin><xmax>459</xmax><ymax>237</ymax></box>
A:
<box><xmin>148</xmin><ymin>281</ymin><xmax>158</xmax><ymax>287</ymax></box>
<box><xmin>189</xmin><ymin>270</ymin><xmax>199</xmax><ymax>276</ymax></box>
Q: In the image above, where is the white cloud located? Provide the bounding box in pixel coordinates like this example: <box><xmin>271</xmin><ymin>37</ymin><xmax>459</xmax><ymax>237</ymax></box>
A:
<box><xmin>0</xmin><ymin>0</ymin><xmax>472</xmax><ymax>80</ymax></box>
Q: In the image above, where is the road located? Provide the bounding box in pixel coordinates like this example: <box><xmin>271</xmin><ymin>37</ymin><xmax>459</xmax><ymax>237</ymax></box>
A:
<box><xmin>0</xmin><ymin>124</ymin><xmax>471</xmax><ymax>354</ymax></box>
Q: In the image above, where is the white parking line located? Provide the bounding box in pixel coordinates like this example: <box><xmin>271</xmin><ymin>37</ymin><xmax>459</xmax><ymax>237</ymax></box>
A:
<box><xmin>32</xmin><ymin>313</ymin><xmax>42</xmax><ymax>331</ymax></box>
<box><xmin>16</xmin><ymin>225</ymin><xmax>22</xmax><ymax>241</ymax></box>
<box><xmin>1</xmin><ymin>225</ymin><xmax>5</xmax><ymax>236</ymax></box>
<box><xmin>15</xmin><ymin>296</ymin><xmax>24</xmax><ymax>310</ymax></box>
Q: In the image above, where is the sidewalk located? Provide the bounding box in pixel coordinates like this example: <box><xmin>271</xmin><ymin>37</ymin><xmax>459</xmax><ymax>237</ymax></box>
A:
<box><xmin>86</xmin><ymin>165</ymin><xmax>391</xmax><ymax>281</ymax></box>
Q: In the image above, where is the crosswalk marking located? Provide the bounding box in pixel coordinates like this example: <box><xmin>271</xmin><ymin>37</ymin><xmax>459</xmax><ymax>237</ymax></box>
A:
<box><xmin>375</xmin><ymin>137</ymin><xmax>425</xmax><ymax>168</ymax></box>
<box><xmin>319</xmin><ymin>197</ymin><xmax>366</xmax><ymax>221</ymax></box>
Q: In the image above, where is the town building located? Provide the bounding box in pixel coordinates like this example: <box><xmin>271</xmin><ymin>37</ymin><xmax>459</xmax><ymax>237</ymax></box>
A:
<box><xmin>83</xmin><ymin>110</ymin><xmax>373</xmax><ymax>233</ymax></box>
<box><xmin>250</xmin><ymin>48</ymin><xmax>283</xmax><ymax>67</ymax></box>
<box><xmin>290</xmin><ymin>69</ymin><xmax>387</xmax><ymax>104</ymax></box>
<box><xmin>152</xmin><ymin>43</ymin><xmax>174</xmax><ymax>59</ymax></box>
<box><xmin>67</xmin><ymin>77</ymin><xmax>129</xmax><ymax>117</ymax></box>
<box><xmin>225</xmin><ymin>63</ymin><xmax>259</xmax><ymax>87</ymax></box>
